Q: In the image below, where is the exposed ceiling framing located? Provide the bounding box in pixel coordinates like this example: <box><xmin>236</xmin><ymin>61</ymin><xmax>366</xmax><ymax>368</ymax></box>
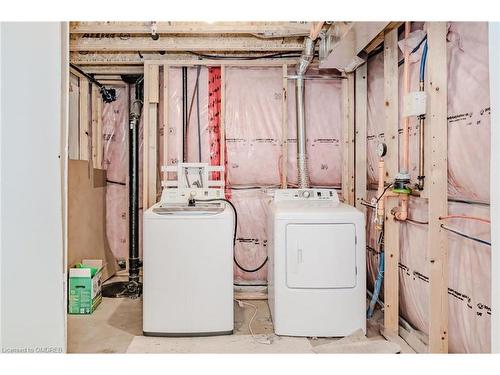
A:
<box><xmin>69</xmin><ymin>21</ymin><xmax>327</xmax><ymax>74</ymax></box>
<box><xmin>69</xmin><ymin>21</ymin><xmax>398</xmax><ymax>76</ymax></box>
<box><xmin>70</xmin><ymin>51</ymin><xmax>304</xmax><ymax>65</ymax></box>
<box><xmin>70</xmin><ymin>35</ymin><xmax>305</xmax><ymax>52</ymax></box>
<box><xmin>70</xmin><ymin>21</ymin><xmax>313</xmax><ymax>37</ymax></box>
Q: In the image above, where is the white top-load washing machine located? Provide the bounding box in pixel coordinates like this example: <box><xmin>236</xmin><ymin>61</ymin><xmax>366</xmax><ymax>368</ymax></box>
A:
<box><xmin>143</xmin><ymin>163</ymin><xmax>234</xmax><ymax>336</ymax></box>
<box><xmin>268</xmin><ymin>188</ymin><xmax>366</xmax><ymax>337</ymax></box>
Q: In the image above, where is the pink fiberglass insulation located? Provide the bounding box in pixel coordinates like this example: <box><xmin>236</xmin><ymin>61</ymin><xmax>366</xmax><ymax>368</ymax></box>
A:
<box><xmin>398</xmin><ymin>198</ymin><xmax>491</xmax><ymax>353</ymax></box>
<box><xmin>365</xmin><ymin>22</ymin><xmax>491</xmax><ymax>352</ymax></box>
<box><xmin>225</xmin><ymin>67</ymin><xmax>283</xmax><ymax>186</ymax></box>
<box><xmin>365</xmin><ymin>196</ymin><xmax>491</xmax><ymax>353</ymax></box>
<box><xmin>230</xmin><ymin>188</ymin><xmax>271</xmax><ymax>282</ymax></box>
<box><xmin>224</xmin><ymin>67</ymin><xmax>343</xmax><ymax>188</ymax></box>
<box><xmin>445</xmin><ymin>22</ymin><xmax>490</xmax><ymax>203</ymax></box>
<box><xmin>102</xmin><ymin>86</ymin><xmax>129</xmax><ymax>261</ymax></box>
<box><xmin>366</xmin><ymin>51</ymin><xmax>385</xmax><ymax>186</ymax></box>
<box><xmin>367</xmin><ymin>22</ymin><xmax>490</xmax><ymax>202</ymax></box>
<box><xmin>101</xmin><ymin>85</ymin><xmax>145</xmax><ymax>261</ymax></box>
<box><xmin>161</xmin><ymin>67</ymin><xmax>210</xmax><ymax>167</ymax></box>
<box><xmin>208</xmin><ymin>67</ymin><xmax>222</xmax><ymax>181</ymax></box>
<box><xmin>156</xmin><ymin>66</ymin><xmax>342</xmax><ymax>281</ymax></box>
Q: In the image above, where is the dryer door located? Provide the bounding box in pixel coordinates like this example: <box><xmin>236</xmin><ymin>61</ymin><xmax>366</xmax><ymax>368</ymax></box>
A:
<box><xmin>286</xmin><ymin>223</ymin><xmax>356</xmax><ymax>289</ymax></box>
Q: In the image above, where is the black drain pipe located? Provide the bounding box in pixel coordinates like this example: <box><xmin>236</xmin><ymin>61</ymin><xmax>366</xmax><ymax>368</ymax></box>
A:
<box><xmin>128</xmin><ymin>98</ymin><xmax>143</xmax><ymax>291</ymax></box>
<box><xmin>102</xmin><ymin>77</ymin><xmax>144</xmax><ymax>298</ymax></box>
<box><xmin>182</xmin><ymin>67</ymin><xmax>188</xmax><ymax>162</ymax></box>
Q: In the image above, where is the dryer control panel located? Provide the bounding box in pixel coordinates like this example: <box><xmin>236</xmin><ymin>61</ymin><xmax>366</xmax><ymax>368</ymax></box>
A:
<box><xmin>273</xmin><ymin>189</ymin><xmax>340</xmax><ymax>203</ymax></box>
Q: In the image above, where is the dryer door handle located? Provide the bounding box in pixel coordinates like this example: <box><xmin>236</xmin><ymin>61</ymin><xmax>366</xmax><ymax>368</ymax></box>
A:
<box><xmin>297</xmin><ymin>248</ymin><xmax>303</xmax><ymax>264</ymax></box>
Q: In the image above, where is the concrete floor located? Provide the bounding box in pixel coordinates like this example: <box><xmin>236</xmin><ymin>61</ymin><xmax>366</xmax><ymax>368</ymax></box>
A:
<box><xmin>68</xmin><ymin>294</ymin><xmax>395</xmax><ymax>353</ymax></box>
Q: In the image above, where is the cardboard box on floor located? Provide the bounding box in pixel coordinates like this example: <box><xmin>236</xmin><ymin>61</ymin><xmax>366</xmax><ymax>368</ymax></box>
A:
<box><xmin>68</xmin><ymin>259</ymin><xmax>104</xmax><ymax>314</ymax></box>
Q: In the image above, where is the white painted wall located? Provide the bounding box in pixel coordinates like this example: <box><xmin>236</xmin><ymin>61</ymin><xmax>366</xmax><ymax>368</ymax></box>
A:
<box><xmin>490</xmin><ymin>22</ymin><xmax>500</xmax><ymax>354</ymax></box>
<box><xmin>0</xmin><ymin>22</ymin><xmax>66</xmax><ymax>353</ymax></box>
<box><xmin>0</xmin><ymin>21</ymin><xmax>3</xmax><ymax>350</ymax></box>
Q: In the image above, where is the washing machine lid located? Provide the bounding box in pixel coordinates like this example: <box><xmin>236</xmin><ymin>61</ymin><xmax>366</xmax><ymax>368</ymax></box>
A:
<box><xmin>286</xmin><ymin>223</ymin><xmax>356</xmax><ymax>289</ymax></box>
<box><xmin>152</xmin><ymin>202</ymin><xmax>225</xmax><ymax>215</ymax></box>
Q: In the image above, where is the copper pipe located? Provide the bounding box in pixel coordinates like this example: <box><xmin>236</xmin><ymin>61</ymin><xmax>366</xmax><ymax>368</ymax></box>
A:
<box><xmin>395</xmin><ymin>21</ymin><xmax>412</xmax><ymax>223</ymax></box>
<box><xmin>394</xmin><ymin>194</ymin><xmax>409</xmax><ymax>221</ymax></box>
<box><xmin>376</xmin><ymin>159</ymin><xmax>385</xmax><ymax>229</ymax></box>
<box><xmin>375</xmin><ymin>159</ymin><xmax>399</xmax><ymax>229</ymax></box>
<box><xmin>418</xmin><ymin>115</ymin><xmax>425</xmax><ymax>188</ymax></box>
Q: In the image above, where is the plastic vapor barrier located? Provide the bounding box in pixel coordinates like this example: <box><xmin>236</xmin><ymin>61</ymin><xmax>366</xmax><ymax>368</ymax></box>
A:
<box><xmin>102</xmin><ymin>86</ymin><xmax>129</xmax><ymax>261</ymax></box>
<box><xmin>366</xmin><ymin>22</ymin><xmax>491</xmax><ymax>352</ymax></box>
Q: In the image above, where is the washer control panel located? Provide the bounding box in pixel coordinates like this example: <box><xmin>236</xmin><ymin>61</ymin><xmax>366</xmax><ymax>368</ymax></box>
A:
<box><xmin>274</xmin><ymin>189</ymin><xmax>340</xmax><ymax>202</ymax></box>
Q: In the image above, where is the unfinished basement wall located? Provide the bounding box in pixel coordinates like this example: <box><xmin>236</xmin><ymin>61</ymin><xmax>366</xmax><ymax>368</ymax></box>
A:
<box><xmin>101</xmin><ymin>84</ymin><xmax>131</xmax><ymax>262</ymax></box>
<box><xmin>76</xmin><ymin>65</ymin><xmax>342</xmax><ymax>281</ymax></box>
<box><xmin>87</xmin><ymin>64</ymin><xmax>343</xmax><ymax>283</ymax></box>
<box><xmin>155</xmin><ymin>66</ymin><xmax>343</xmax><ymax>282</ymax></box>
<box><xmin>67</xmin><ymin>77</ymin><xmax>128</xmax><ymax>276</ymax></box>
<box><xmin>365</xmin><ymin>22</ymin><xmax>491</xmax><ymax>353</ymax></box>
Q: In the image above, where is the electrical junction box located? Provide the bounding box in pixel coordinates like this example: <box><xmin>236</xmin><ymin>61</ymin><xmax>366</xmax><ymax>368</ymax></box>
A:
<box><xmin>404</xmin><ymin>91</ymin><xmax>427</xmax><ymax>117</ymax></box>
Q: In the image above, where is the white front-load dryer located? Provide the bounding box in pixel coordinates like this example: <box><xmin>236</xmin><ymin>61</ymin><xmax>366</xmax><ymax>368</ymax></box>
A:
<box><xmin>268</xmin><ymin>189</ymin><xmax>366</xmax><ymax>337</ymax></box>
<box><xmin>143</xmin><ymin>201</ymin><xmax>234</xmax><ymax>336</ymax></box>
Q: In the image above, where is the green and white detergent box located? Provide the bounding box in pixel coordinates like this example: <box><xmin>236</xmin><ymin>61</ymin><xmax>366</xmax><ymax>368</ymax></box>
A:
<box><xmin>68</xmin><ymin>259</ymin><xmax>103</xmax><ymax>314</ymax></box>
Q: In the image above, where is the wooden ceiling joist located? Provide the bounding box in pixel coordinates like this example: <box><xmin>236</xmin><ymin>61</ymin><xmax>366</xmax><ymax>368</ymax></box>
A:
<box><xmin>71</xmin><ymin>52</ymin><xmax>152</xmax><ymax>65</ymax></box>
<box><xmin>70</xmin><ymin>35</ymin><xmax>305</xmax><ymax>52</ymax></box>
<box><xmin>78</xmin><ymin>65</ymin><xmax>144</xmax><ymax>74</ymax></box>
<box><xmin>70</xmin><ymin>21</ymin><xmax>312</xmax><ymax>37</ymax></box>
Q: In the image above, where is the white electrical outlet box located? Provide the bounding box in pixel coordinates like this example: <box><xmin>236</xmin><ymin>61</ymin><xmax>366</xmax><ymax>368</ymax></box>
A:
<box><xmin>404</xmin><ymin>91</ymin><xmax>427</xmax><ymax>117</ymax></box>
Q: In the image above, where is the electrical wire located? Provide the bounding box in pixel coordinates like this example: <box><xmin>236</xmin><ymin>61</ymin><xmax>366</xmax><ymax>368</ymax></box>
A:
<box><xmin>70</xmin><ymin>63</ymin><xmax>117</xmax><ymax>103</ymax></box>
<box><xmin>185</xmin><ymin>66</ymin><xmax>202</xmax><ymax>162</ymax></box>
<box><xmin>439</xmin><ymin>215</ymin><xmax>490</xmax><ymax>224</ymax></box>
<box><xmin>195</xmin><ymin>66</ymin><xmax>202</xmax><ymax>162</ymax></box>
<box><xmin>187</xmin><ymin>51</ymin><xmax>311</xmax><ymax>61</ymax></box>
<box><xmin>360</xmin><ymin>199</ymin><xmax>376</xmax><ymax>209</ymax></box>
<box><xmin>106</xmin><ymin>179</ymin><xmax>126</xmax><ymax>186</ymax></box>
<box><xmin>395</xmin><ymin>214</ymin><xmax>490</xmax><ymax>245</ymax></box>
<box><xmin>397</xmin><ymin>34</ymin><xmax>428</xmax><ymax>67</ymax></box>
<box><xmin>194</xmin><ymin>198</ymin><xmax>269</xmax><ymax>272</ymax></box>
<box><xmin>405</xmin><ymin>217</ymin><xmax>429</xmax><ymax>225</ymax></box>
<box><xmin>234</xmin><ymin>299</ymin><xmax>272</xmax><ymax>345</ymax></box>
<box><xmin>376</xmin><ymin>184</ymin><xmax>393</xmax><ymax>203</ymax></box>
<box><xmin>440</xmin><ymin>224</ymin><xmax>491</xmax><ymax>246</ymax></box>
<box><xmin>412</xmin><ymin>34</ymin><xmax>428</xmax><ymax>54</ymax></box>
<box><xmin>368</xmin><ymin>32</ymin><xmax>428</xmax><ymax>62</ymax></box>
<box><xmin>182</xmin><ymin>67</ymin><xmax>188</xmax><ymax>163</ymax></box>
<box><xmin>448</xmin><ymin>197</ymin><xmax>490</xmax><ymax>206</ymax></box>
<box><xmin>367</xmin><ymin>187</ymin><xmax>489</xmax><ymax>207</ymax></box>
<box><xmin>233</xmin><ymin>282</ymin><xmax>268</xmax><ymax>287</ymax></box>
<box><xmin>229</xmin><ymin>185</ymin><xmax>278</xmax><ymax>190</ymax></box>
<box><xmin>391</xmin><ymin>211</ymin><xmax>429</xmax><ymax>225</ymax></box>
